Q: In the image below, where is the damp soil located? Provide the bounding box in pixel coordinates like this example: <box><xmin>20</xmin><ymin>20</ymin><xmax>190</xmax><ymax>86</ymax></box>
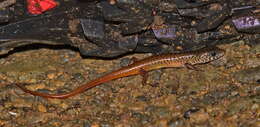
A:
<box><xmin>0</xmin><ymin>43</ymin><xmax>259</xmax><ymax>127</ymax></box>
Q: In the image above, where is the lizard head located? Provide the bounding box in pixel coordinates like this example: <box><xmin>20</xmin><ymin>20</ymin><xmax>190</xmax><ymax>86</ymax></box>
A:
<box><xmin>194</xmin><ymin>47</ymin><xmax>225</xmax><ymax>64</ymax></box>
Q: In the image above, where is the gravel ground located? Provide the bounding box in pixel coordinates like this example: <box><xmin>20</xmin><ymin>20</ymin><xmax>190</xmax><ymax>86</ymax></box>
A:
<box><xmin>0</xmin><ymin>43</ymin><xmax>259</xmax><ymax>127</ymax></box>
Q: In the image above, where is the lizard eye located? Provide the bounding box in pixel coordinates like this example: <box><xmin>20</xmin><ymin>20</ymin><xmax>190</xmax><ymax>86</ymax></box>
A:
<box><xmin>210</xmin><ymin>51</ymin><xmax>217</xmax><ymax>57</ymax></box>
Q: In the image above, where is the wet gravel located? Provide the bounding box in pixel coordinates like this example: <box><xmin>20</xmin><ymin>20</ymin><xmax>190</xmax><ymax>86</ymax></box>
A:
<box><xmin>0</xmin><ymin>43</ymin><xmax>259</xmax><ymax>126</ymax></box>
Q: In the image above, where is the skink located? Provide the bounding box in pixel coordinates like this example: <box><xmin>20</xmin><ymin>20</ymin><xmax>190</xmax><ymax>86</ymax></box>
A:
<box><xmin>15</xmin><ymin>47</ymin><xmax>225</xmax><ymax>99</ymax></box>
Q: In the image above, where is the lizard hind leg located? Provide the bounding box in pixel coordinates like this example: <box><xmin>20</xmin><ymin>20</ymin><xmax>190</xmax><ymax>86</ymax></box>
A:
<box><xmin>139</xmin><ymin>68</ymin><xmax>160</xmax><ymax>87</ymax></box>
<box><xmin>130</xmin><ymin>57</ymin><xmax>138</xmax><ymax>64</ymax></box>
<box><xmin>139</xmin><ymin>68</ymin><xmax>148</xmax><ymax>85</ymax></box>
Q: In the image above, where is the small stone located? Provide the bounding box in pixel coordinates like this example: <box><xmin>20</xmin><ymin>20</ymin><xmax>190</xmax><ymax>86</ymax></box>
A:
<box><xmin>233</xmin><ymin>66</ymin><xmax>260</xmax><ymax>83</ymax></box>
<box><xmin>52</xmin><ymin>80</ymin><xmax>65</xmax><ymax>87</ymax></box>
<box><xmin>251</xmin><ymin>104</ymin><xmax>259</xmax><ymax>110</ymax></box>
<box><xmin>47</xmin><ymin>73</ymin><xmax>56</xmax><ymax>79</ymax></box>
<box><xmin>27</xmin><ymin>78</ymin><xmax>37</xmax><ymax>83</ymax></box>
<box><xmin>146</xmin><ymin>106</ymin><xmax>170</xmax><ymax>118</ymax></box>
<box><xmin>191</xmin><ymin>20</ymin><xmax>196</xmax><ymax>26</ymax></box>
<box><xmin>209</xmin><ymin>3</ymin><xmax>222</xmax><ymax>11</ymax></box>
<box><xmin>84</xmin><ymin>121</ymin><xmax>91</xmax><ymax>127</ymax></box>
<box><xmin>115</xmin><ymin>124</ymin><xmax>128</xmax><ymax>127</ymax></box>
<box><xmin>230</xmin><ymin>91</ymin><xmax>239</xmax><ymax>96</ymax></box>
<box><xmin>224</xmin><ymin>25</ymin><xmax>231</xmax><ymax>29</ymax></box>
<box><xmin>136</xmin><ymin>95</ymin><xmax>148</xmax><ymax>102</ymax></box>
<box><xmin>167</xmin><ymin>118</ymin><xmax>184</xmax><ymax>127</ymax></box>
<box><xmin>250</xmin><ymin>121</ymin><xmax>260</xmax><ymax>127</ymax></box>
<box><xmin>60</xmin><ymin>103</ymin><xmax>69</xmax><ymax>109</ymax></box>
<box><xmin>189</xmin><ymin>111</ymin><xmax>209</xmax><ymax>124</ymax></box>
<box><xmin>48</xmin><ymin>99</ymin><xmax>62</xmax><ymax>105</ymax></box>
<box><xmin>128</xmin><ymin>102</ymin><xmax>146</xmax><ymax>111</ymax></box>
<box><xmin>38</xmin><ymin>104</ymin><xmax>47</xmax><ymax>112</ymax></box>
<box><xmin>164</xmin><ymin>95</ymin><xmax>176</xmax><ymax>105</ymax></box>
<box><xmin>52</xmin><ymin>121</ymin><xmax>62</xmax><ymax>126</ymax></box>
<box><xmin>155</xmin><ymin>119</ymin><xmax>168</xmax><ymax>127</ymax></box>
<box><xmin>26</xmin><ymin>83</ymin><xmax>46</xmax><ymax>91</ymax></box>
<box><xmin>72</xmin><ymin>73</ymin><xmax>85</xmax><ymax>81</ymax></box>
<box><xmin>109</xmin><ymin>0</ymin><xmax>116</xmax><ymax>5</ymax></box>
<box><xmin>183</xmin><ymin>108</ymin><xmax>200</xmax><ymax>119</ymax></box>
<box><xmin>0</xmin><ymin>120</ymin><xmax>5</xmax><ymax>126</ymax></box>
<box><xmin>120</xmin><ymin>58</ymin><xmax>131</xmax><ymax>67</ymax></box>
<box><xmin>91</xmin><ymin>123</ymin><xmax>100</xmax><ymax>127</ymax></box>
<box><xmin>5</xmin><ymin>99</ymin><xmax>32</xmax><ymax>108</ymax></box>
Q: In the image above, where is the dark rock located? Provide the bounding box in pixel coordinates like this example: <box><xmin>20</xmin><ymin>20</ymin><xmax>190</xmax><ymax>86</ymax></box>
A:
<box><xmin>131</xmin><ymin>112</ymin><xmax>151</xmax><ymax>124</ymax></box>
<box><xmin>80</xmin><ymin>19</ymin><xmax>105</xmax><ymax>42</ymax></box>
<box><xmin>200</xmin><ymin>86</ymin><xmax>237</xmax><ymax>105</ymax></box>
<box><xmin>146</xmin><ymin>106</ymin><xmax>170</xmax><ymax>118</ymax></box>
<box><xmin>119</xmin><ymin>57</ymin><xmax>131</xmax><ymax>67</ymax></box>
<box><xmin>153</xmin><ymin>26</ymin><xmax>176</xmax><ymax>40</ymax></box>
<box><xmin>196</xmin><ymin>6</ymin><xmax>231</xmax><ymax>32</ymax></box>
<box><xmin>136</xmin><ymin>95</ymin><xmax>149</xmax><ymax>102</ymax></box>
<box><xmin>99</xmin><ymin>1</ymin><xmax>128</xmax><ymax>22</ymax></box>
<box><xmin>174</xmin><ymin>0</ymin><xmax>213</xmax><ymax>9</ymax></box>
<box><xmin>232</xmin><ymin>15</ymin><xmax>260</xmax><ymax>34</ymax></box>
<box><xmin>120</xmin><ymin>17</ymin><xmax>153</xmax><ymax>35</ymax></box>
<box><xmin>183</xmin><ymin>107</ymin><xmax>200</xmax><ymax>119</ymax></box>
<box><xmin>72</xmin><ymin>73</ymin><xmax>85</xmax><ymax>82</ymax></box>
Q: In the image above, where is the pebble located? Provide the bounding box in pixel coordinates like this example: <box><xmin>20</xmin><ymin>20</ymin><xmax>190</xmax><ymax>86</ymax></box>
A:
<box><xmin>38</xmin><ymin>104</ymin><xmax>47</xmax><ymax>112</ymax></box>
<box><xmin>128</xmin><ymin>102</ymin><xmax>146</xmax><ymax>111</ymax></box>
<box><xmin>26</xmin><ymin>83</ymin><xmax>46</xmax><ymax>91</ymax></box>
<box><xmin>119</xmin><ymin>58</ymin><xmax>131</xmax><ymax>67</ymax></box>
<box><xmin>183</xmin><ymin>108</ymin><xmax>200</xmax><ymax>119</ymax></box>
<box><xmin>131</xmin><ymin>112</ymin><xmax>150</xmax><ymax>124</ymax></box>
<box><xmin>226</xmin><ymin>99</ymin><xmax>249</xmax><ymax>116</ymax></box>
<box><xmin>233</xmin><ymin>66</ymin><xmax>260</xmax><ymax>83</ymax></box>
<box><xmin>135</xmin><ymin>95</ymin><xmax>149</xmax><ymax>102</ymax></box>
<box><xmin>115</xmin><ymin>124</ymin><xmax>130</xmax><ymax>127</ymax></box>
<box><xmin>189</xmin><ymin>111</ymin><xmax>209</xmax><ymax>124</ymax></box>
<box><xmin>146</xmin><ymin>106</ymin><xmax>170</xmax><ymax>118</ymax></box>
<box><xmin>84</xmin><ymin>121</ymin><xmax>91</xmax><ymax>127</ymax></box>
<box><xmin>60</xmin><ymin>103</ymin><xmax>69</xmax><ymax>109</ymax></box>
<box><xmin>167</xmin><ymin>118</ymin><xmax>184</xmax><ymax>127</ymax></box>
<box><xmin>52</xmin><ymin>80</ymin><xmax>65</xmax><ymax>87</ymax></box>
<box><xmin>201</xmin><ymin>89</ymin><xmax>230</xmax><ymax>105</ymax></box>
<box><xmin>164</xmin><ymin>95</ymin><xmax>176</xmax><ymax>105</ymax></box>
<box><xmin>48</xmin><ymin>99</ymin><xmax>62</xmax><ymax>105</ymax></box>
<box><xmin>251</xmin><ymin>104</ymin><xmax>259</xmax><ymax>110</ymax></box>
<box><xmin>47</xmin><ymin>72</ymin><xmax>57</xmax><ymax>79</ymax></box>
<box><xmin>0</xmin><ymin>120</ymin><xmax>5</xmax><ymax>126</ymax></box>
<box><xmin>155</xmin><ymin>119</ymin><xmax>168</xmax><ymax>127</ymax></box>
<box><xmin>91</xmin><ymin>123</ymin><xmax>100</xmax><ymax>127</ymax></box>
<box><xmin>27</xmin><ymin>78</ymin><xmax>37</xmax><ymax>83</ymax></box>
<box><xmin>72</xmin><ymin>73</ymin><xmax>85</xmax><ymax>81</ymax></box>
<box><xmin>5</xmin><ymin>99</ymin><xmax>32</xmax><ymax>108</ymax></box>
